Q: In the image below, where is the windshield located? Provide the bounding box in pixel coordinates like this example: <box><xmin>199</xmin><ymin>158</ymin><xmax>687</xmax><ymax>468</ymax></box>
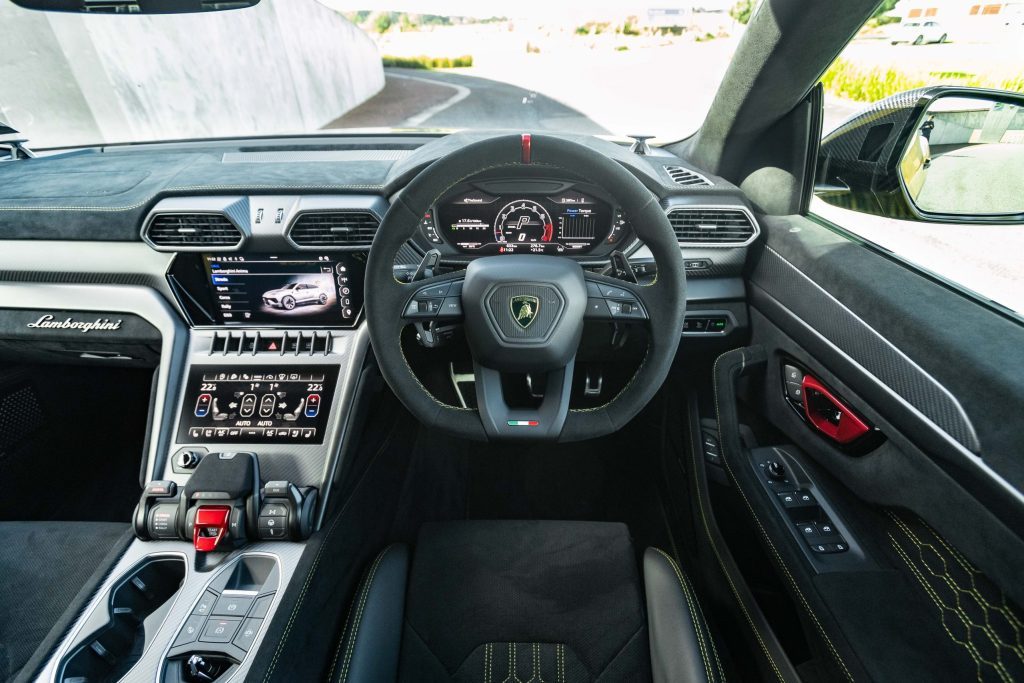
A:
<box><xmin>3</xmin><ymin>1</ymin><xmax>1021</xmax><ymax>149</ymax></box>
<box><xmin>0</xmin><ymin>0</ymin><xmax>743</xmax><ymax>148</ymax></box>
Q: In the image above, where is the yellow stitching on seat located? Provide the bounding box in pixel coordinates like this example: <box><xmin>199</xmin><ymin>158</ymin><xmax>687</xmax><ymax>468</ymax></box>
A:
<box><xmin>887</xmin><ymin>511</ymin><xmax>1023</xmax><ymax>681</ymax></box>
<box><xmin>652</xmin><ymin>548</ymin><xmax>725</xmax><ymax>682</ymax></box>
<box><xmin>712</xmin><ymin>351</ymin><xmax>855</xmax><ymax>682</ymax></box>
<box><xmin>337</xmin><ymin>546</ymin><xmax>391</xmax><ymax>683</ymax></box>
<box><xmin>688</xmin><ymin>382</ymin><xmax>786</xmax><ymax>683</ymax></box>
<box><xmin>525</xmin><ymin>642</ymin><xmax>546</xmax><ymax>683</ymax></box>
<box><xmin>652</xmin><ymin>549</ymin><xmax>713</xmax><ymax>680</ymax></box>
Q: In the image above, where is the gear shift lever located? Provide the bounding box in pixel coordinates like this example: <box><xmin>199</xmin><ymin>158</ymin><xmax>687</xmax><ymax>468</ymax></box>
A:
<box><xmin>178</xmin><ymin>452</ymin><xmax>260</xmax><ymax>553</ymax></box>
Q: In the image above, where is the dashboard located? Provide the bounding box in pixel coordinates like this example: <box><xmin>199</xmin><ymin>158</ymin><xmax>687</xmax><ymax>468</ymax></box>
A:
<box><xmin>421</xmin><ymin>179</ymin><xmax>631</xmax><ymax>258</ymax></box>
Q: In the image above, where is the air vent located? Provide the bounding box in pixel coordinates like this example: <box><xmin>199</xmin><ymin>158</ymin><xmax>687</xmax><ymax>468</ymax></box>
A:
<box><xmin>144</xmin><ymin>213</ymin><xmax>242</xmax><ymax>249</ymax></box>
<box><xmin>667</xmin><ymin>208</ymin><xmax>757</xmax><ymax>245</ymax></box>
<box><xmin>210</xmin><ymin>331</ymin><xmax>331</xmax><ymax>356</ymax></box>
<box><xmin>665</xmin><ymin>166</ymin><xmax>712</xmax><ymax>187</ymax></box>
<box><xmin>288</xmin><ymin>211</ymin><xmax>380</xmax><ymax>247</ymax></box>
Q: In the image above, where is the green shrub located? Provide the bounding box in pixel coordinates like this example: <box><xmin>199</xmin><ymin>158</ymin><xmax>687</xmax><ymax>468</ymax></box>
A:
<box><xmin>822</xmin><ymin>58</ymin><xmax>1024</xmax><ymax>102</ymax></box>
<box><xmin>381</xmin><ymin>54</ymin><xmax>473</xmax><ymax>69</ymax></box>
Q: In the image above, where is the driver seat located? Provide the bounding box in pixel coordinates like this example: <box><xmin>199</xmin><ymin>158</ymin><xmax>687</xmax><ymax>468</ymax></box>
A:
<box><xmin>328</xmin><ymin>520</ymin><xmax>724</xmax><ymax>683</ymax></box>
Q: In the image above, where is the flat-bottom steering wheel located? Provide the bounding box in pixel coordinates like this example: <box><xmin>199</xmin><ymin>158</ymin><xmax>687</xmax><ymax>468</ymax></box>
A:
<box><xmin>365</xmin><ymin>134</ymin><xmax>685</xmax><ymax>442</ymax></box>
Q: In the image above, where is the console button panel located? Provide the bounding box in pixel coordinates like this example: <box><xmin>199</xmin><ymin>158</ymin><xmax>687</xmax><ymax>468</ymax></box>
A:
<box><xmin>165</xmin><ymin>555</ymin><xmax>279</xmax><ymax>669</ymax></box>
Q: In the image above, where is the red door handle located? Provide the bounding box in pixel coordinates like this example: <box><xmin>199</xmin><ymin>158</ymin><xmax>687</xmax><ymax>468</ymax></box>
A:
<box><xmin>801</xmin><ymin>375</ymin><xmax>870</xmax><ymax>444</ymax></box>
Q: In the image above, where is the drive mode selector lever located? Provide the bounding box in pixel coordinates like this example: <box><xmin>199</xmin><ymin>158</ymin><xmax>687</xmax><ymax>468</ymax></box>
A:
<box><xmin>179</xmin><ymin>452</ymin><xmax>261</xmax><ymax>553</ymax></box>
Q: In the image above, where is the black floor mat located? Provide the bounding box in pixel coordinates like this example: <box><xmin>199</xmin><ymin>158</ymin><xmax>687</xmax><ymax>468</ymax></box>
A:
<box><xmin>0</xmin><ymin>364</ymin><xmax>151</xmax><ymax>522</ymax></box>
<box><xmin>0</xmin><ymin>521</ymin><xmax>131</xmax><ymax>681</ymax></box>
<box><xmin>386</xmin><ymin>400</ymin><xmax>677</xmax><ymax>560</ymax></box>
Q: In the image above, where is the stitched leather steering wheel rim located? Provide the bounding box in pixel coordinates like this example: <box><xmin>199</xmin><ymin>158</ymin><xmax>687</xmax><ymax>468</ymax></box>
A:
<box><xmin>365</xmin><ymin>134</ymin><xmax>685</xmax><ymax>442</ymax></box>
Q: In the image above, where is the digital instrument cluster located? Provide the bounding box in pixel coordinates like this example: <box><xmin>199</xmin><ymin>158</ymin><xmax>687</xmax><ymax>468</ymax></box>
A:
<box><xmin>435</xmin><ymin>189</ymin><xmax>625</xmax><ymax>255</ymax></box>
<box><xmin>177</xmin><ymin>365</ymin><xmax>338</xmax><ymax>444</ymax></box>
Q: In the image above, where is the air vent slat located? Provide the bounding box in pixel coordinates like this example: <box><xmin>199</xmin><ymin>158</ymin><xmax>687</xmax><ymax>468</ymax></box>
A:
<box><xmin>289</xmin><ymin>211</ymin><xmax>380</xmax><ymax>247</ymax></box>
<box><xmin>145</xmin><ymin>213</ymin><xmax>242</xmax><ymax>248</ymax></box>
<box><xmin>667</xmin><ymin>208</ymin><xmax>756</xmax><ymax>245</ymax></box>
<box><xmin>665</xmin><ymin>165</ymin><xmax>712</xmax><ymax>187</ymax></box>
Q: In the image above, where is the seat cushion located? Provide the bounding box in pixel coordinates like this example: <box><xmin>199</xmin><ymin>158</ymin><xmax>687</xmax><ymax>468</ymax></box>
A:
<box><xmin>398</xmin><ymin>520</ymin><xmax>650</xmax><ymax>682</ymax></box>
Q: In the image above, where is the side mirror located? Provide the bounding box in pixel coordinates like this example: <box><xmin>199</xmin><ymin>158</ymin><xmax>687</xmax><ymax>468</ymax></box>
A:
<box><xmin>9</xmin><ymin>0</ymin><xmax>259</xmax><ymax>14</ymax></box>
<box><xmin>815</xmin><ymin>87</ymin><xmax>1024</xmax><ymax>224</ymax></box>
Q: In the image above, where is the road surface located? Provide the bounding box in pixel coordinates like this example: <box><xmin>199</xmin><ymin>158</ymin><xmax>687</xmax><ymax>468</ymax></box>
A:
<box><xmin>326</xmin><ymin>68</ymin><xmax>608</xmax><ymax>134</ymax></box>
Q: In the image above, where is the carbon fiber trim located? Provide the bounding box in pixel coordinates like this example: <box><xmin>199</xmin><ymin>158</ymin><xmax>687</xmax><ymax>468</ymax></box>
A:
<box><xmin>751</xmin><ymin>245</ymin><xmax>979</xmax><ymax>451</ymax></box>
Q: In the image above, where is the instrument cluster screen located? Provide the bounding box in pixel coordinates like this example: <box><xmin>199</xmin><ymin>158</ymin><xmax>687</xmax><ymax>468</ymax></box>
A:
<box><xmin>202</xmin><ymin>253</ymin><xmax>364</xmax><ymax>326</ymax></box>
<box><xmin>437</xmin><ymin>189</ymin><xmax>617</xmax><ymax>255</ymax></box>
<box><xmin>177</xmin><ymin>365</ymin><xmax>338</xmax><ymax>444</ymax></box>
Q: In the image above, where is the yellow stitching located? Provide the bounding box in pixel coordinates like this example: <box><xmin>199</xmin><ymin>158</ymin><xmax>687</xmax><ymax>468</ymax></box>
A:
<box><xmin>485</xmin><ymin>643</ymin><xmax>492</xmax><ymax>683</ymax></box>
<box><xmin>890</xmin><ymin>513</ymin><xmax>1018</xmax><ymax>676</ymax></box>
<box><xmin>712</xmin><ymin>351</ymin><xmax>855</xmax><ymax>682</ymax></box>
<box><xmin>326</xmin><ymin>590</ymin><xmax>356</xmax><ymax>682</ymax></box>
<box><xmin>889</xmin><ymin>536</ymin><xmax>998</xmax><ymax>682</ymax></box>
<box><xmin>652</xmin><ymin>548</ymin><xmax>725</xmax><ymax>682</ymax></box>
<box><xmin>919</xmin><ymin>517</ymin><xmax>1024</xmax><ymax>646</ymax></box>
<box><xmin>688</xmin><ymin>389</ymin><xmax>786</xmax><ymax>683</ymax></box>
<box><xmin>525</xmin><ymin>642</ymin><xmax>546</xmax><ymax>683</ymax></box>
<box><xmin>887</xmin><ymin>511</ymin><xmax>1024</xmax><ymax>680</ymax></box>
<box><xmin>652</xmin><ymin>549</ymin><xmax>713</xmax><ymax>680</ymax></box>
<box><xmin>338</xmin><ymin>546</ymin><xmax>391</xmax><ymax>683</ymax></box>
<box><xmin>558</xmin><ymin>643</ymin><xmax>565</xmax><ymax>683</ymax></box>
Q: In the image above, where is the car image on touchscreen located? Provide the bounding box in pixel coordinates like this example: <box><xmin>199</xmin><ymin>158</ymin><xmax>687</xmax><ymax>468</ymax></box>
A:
<box><xmin>203</xmin><ymin>253</ymin><xmax>364</xmax><ymax>326</ymax></box>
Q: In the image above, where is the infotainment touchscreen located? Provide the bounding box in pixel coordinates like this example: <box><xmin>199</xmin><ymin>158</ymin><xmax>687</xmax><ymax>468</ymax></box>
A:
<box><xmin>177</xmin><ymin>365</ymin><xmax>338</xmax><ymax>444</ymax></box>
<box><xmin>202</xmin><ymin>253</ymin><xmax>364</xmax><ymax>326</ymax></box>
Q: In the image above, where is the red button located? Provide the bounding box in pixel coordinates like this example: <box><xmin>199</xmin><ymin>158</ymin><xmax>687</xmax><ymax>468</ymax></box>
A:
<box><xmin>193</xmin><ymin>505</ymin><xmax>231</xmax><ymax>552</ymax></box>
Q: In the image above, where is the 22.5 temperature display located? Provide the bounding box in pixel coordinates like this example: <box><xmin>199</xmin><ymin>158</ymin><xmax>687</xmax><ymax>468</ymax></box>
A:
<box><xmin>437</xmin><ymin>189</ymin><xmax>616</xmax><ymax>255</ymax></box>
<box><xmin>177</xmin><ymin>366</ymin><xmax>338</xmax><ymax>445</ymax></box>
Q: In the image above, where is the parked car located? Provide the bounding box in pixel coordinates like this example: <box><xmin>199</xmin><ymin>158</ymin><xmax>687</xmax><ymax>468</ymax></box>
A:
<box><xmin>891</xmin><ymin>20</ymin><xmax>948</xmax><ymax>44</ymax></box>
<box><xmin>262</xmin><ymin>281</ymin><xmax>329</xmax><ymax>310</ymax></box>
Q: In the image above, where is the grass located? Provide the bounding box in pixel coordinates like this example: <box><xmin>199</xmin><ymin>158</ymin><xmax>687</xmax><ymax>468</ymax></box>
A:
<box><xmin>822</xmin><ymin>58</ymin><xmax>1024</xmax><ymax>102</ymax></box>
<box><xmin>381</xmin><ymin>54</ymin><xmax>473</xmax><ymax>69</ymax></box>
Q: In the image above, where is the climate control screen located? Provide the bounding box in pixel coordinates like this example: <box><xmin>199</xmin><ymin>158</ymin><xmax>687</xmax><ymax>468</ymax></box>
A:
<box><xmin>177</xmin><ymin>365</ymin><xmax>338</xmax><ymax>444</ymax></box>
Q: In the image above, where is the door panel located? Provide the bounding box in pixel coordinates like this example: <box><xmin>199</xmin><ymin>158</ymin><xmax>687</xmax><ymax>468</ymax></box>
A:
<box><xmin>701</xmin><ymin>212</ymin><xmax>1024</xmax><ymax>681</ymax></box>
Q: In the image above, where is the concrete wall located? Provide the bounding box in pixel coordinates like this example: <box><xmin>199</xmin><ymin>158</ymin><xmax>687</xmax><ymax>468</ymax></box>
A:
<box><xmin>0</xmin><ymin>0</ymin><xmax>384</xmax><ymax>148</ymax></box>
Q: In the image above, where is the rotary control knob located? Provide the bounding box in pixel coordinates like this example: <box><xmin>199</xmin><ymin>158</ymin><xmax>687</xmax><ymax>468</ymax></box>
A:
<box><xmin>766</xmin><ymin>460</ymin><xmax>786</xmax><ymax>481</ymax></box>
<box><xmin>178</xmin><ymin>450</ymin><xmax>202</xmax><ymax>469</ymax></box>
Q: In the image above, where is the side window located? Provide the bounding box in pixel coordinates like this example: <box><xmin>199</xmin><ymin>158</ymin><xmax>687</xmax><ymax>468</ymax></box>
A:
<box><xmin>814</xmin><ymin>2</ymin><xmax>1023</xmax><ymax>315</ymax></box>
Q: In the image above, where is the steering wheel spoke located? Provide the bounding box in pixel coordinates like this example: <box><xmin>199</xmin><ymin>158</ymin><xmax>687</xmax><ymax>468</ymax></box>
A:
<box><xmin>401</xmin><ymin>276</ymin><xmax>466</xmax><ymax>322</ymax></box>
<box><xmin>475</xmin><ymin>360</ymin><xmax>575</xmax><ymax>440</ymax></box>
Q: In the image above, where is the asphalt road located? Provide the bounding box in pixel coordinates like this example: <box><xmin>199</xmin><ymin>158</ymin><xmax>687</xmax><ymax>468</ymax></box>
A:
<box><xmin>330</xmin><ymin>67</ymin><xmax>866</xmax><ymax>136</ymax></box>
<box><xmin>328</xmin><ymin>68</ymin><xmax>608</xmax><ymax>134</ymax></box>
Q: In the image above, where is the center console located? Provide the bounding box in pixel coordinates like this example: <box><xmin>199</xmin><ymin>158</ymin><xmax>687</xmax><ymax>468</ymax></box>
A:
<box><xmin>34</xmin><ymin>242</ymin><xmax>374</xmax><ymax>681</ymax></box>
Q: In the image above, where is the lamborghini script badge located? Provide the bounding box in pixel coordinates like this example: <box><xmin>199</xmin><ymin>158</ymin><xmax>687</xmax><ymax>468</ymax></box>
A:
<box><xmin>510</xmin><ymin>295</ymin><xmax>540</xmax><ymax>329</ymax></box>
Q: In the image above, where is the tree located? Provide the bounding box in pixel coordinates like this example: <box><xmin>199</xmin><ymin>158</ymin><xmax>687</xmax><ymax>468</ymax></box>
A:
<box><xmin>730</xmin><ymin>0</ymin><xmax>757</xmax><ymax>25</ymax></box>
<box><xmin>871</xmin><ymin>0</ymin><xmax>899</xmax><ymax>20</ymax></box>
<box><xmin>375</xmin><ymin>14</ymin><xmax>392</xmax><ymax>34</ymax></box>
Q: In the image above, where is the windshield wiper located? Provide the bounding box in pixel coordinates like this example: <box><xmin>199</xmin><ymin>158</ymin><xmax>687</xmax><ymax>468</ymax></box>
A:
<box><xmin>0</xmin><ymin>123</ymin><xmax>36</xmax><ymax>160</ymax></box>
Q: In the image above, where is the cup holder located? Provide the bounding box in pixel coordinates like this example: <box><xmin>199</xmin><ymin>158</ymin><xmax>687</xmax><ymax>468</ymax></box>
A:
<box><xmin>59</xmin><ymin>555</ymin><xmax>186</xmax><ymax>683</ymax></box>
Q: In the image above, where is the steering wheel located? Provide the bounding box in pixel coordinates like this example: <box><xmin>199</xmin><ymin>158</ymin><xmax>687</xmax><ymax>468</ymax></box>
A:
<box><xmin>365</xmin><ymin>134</ymin><xmax>685</xmax><ymax>442</ymax></box>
